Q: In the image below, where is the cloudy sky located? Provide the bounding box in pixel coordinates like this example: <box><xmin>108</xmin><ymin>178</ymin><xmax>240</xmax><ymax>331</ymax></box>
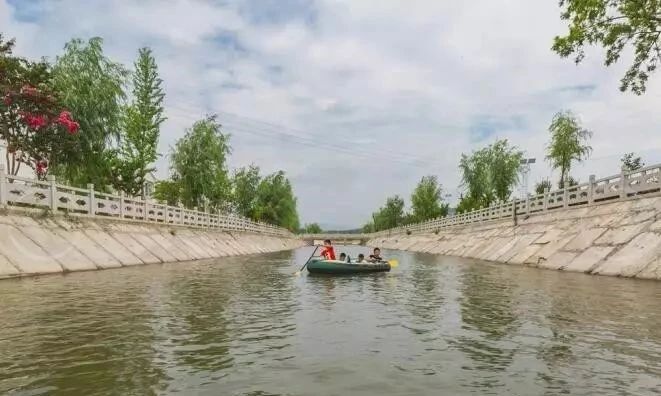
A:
<box><xmin>3</xmin><ymin>0</ymin><xmax>661</xmax><ymax>229</ymax></box>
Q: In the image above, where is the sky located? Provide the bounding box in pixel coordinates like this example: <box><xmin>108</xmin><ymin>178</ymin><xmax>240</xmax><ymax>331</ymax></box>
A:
<box><xmin>3</xmin><ymin>0</ymin><xmax>661</xmax><ymax>230</ymax></box>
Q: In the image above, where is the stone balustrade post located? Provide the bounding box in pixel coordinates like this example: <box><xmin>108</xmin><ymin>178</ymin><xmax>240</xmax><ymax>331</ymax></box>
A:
<box><xmin>543</xmin><ymin>187</ymin><xmax>550</xmax><ymax>211</ymax></box>
<box><xmin>119</xmin><ymin>191</ymin><xmax>125</xmax><ymax>218</ymax></box>
<box><xmin>619</xmin><ymin>170</ymin><xmax>627</xmax><ymax>199</ymax></box>
<box><xmin>563</xmin><ymin>186</ymin><xmax>569</xmax><ymax>208</ymax></box>
<box><xmin>163</xmin><ymin>204</ymin><xmax>169</xmax><ymax>224</ymax></box>
<box><xmin>178</xmin><ymin>203</ymin><xmax>184</xmax><ymax>225</ymax></box>
<box><xmin>588</xmin><ymin>175</ymin><xmax>596</xmax><ymax>204</ymax></box>
<box><xmin>48</xmin><ymin>175</ymin><xmax>57</xmax><ymax>211</ymax></box>
<box><xmin>193</xmin><ymin>207</ymin><xmax>198</xmax><ymax>227</ymax></box>
<box><xmin>143</xmin><ymin>194</ymin><xmax>150</xmax><ymax>222</ymax></box>
<box><xmin>0</xmin><ymin>164</ymin><xmax>6</xmax><ymax>206</ymax></box>
<box><xmin>87</xmin><ymin>183</ymin><xmax>95</xmax><ymax>216</ymax></box>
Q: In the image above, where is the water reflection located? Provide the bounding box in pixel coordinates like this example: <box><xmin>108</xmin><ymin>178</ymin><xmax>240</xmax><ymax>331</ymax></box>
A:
<box><xmin>1</xmin><ymin>248</ymin><xmax>661</xmax><ymax>395</ymax></box>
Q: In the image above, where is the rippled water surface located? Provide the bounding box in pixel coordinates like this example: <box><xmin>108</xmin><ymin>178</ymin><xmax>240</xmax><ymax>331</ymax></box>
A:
<box><xmin>1</xmin><ymin>247</ymin><xmax>661</xmax><ymax>395</ymax></box>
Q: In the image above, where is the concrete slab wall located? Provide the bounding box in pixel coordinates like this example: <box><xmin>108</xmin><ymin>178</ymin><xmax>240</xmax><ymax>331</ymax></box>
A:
<box><xmin>366</xmin><ymin>195</ymin><xmax>661</xmax><ymax>281</ymax></box>
<box><xmin>0</xmin><ymin>210</ymin><xmax>304</xmax><ymax>280</ymax></box>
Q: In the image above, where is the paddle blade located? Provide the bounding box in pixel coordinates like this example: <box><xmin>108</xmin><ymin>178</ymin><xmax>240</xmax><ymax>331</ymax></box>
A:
<box><xmin>388</xmin><ymin>259</ymin><xmax>399</xmax><ymax>268</ymax></box>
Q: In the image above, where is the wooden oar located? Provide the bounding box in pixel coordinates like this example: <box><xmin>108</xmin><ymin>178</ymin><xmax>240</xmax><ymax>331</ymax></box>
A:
<box><xmin>295</xmin><ymin>245</ymin><xmax>319</xmax><ymax>276</ymax></box>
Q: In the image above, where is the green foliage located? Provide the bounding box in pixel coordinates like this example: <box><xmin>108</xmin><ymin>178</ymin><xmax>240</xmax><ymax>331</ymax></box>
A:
<box><xmin>52</xmin><ymin>37</ymin><xmax>128</xmax><ymax>188</ymax></box>
<box><xmin>459</xmin><ymin>139</ymin><xmax>523</xmax><ymax>211</ymax></box>
<box><xmin>552</xmin><ymin>0</ymin><xmax>661</xmax><ymax>94</ymax></box>
<box><xmin>170</xmin><ymin>115</ymin><xmax>231</xmax><ymax>210</ymax></box>
<box><xmin>115</xmin><ymin>47</ymin><xmax>165</xmax><ymax>196</ymax></box>
<box><xmin>546</xmin><ymin>110</ymin><xmax>592</xmax><ymax>189</ymax></box>
<box><xmin>0</xmin><ymin>35</ymin><xmax>80</xmax><ymax>178</ymax></box>
<box><xmin>231</xmin><ymin>164</ymin><xmax>261</xmax><ymax>218</ymax></box>
<box><xmin>534</xmin><ymin>179</ymin><xmax>553</xmax><ymax>195</ymax></box>
<box><xmin>153</xmin><ymin>180</ymin><xmax>181</xmax><ymax>206</ymax></box>
<box><xmin>302</xmin><ymin>223</ymin><xmax>322</xmax><ymax>233</ymax></box>
<box><xmin>253</xmin><ymin>170</ymin><xmax>299</xmax><ymax>231</ymax></box>
<box><xmin>559</xmin><ymin>176</ymin><xmax>579</xmax><ymax>189</ymax></box>
<box><xmin>621</xmin><ymin>152</ymin><xmax>644</xmax><ymax>172</ymax></box>
<box><xmin>371</xmin><ymin>195</ymin><xmax>405</xmax><ymax>231</ymax></box>
<box><xmin>456</xmin><ymin>194</ymin><xmax>481</xmax><ymax>214</ymax></box>
<box><xmin>362</xmin><ymin>222</ymin><xmax>375</xmax><ymax>233</ymax></box>
<box><xmin>410</xmin><ymin>175</ymin><xmax>449</xmax><ymax>222</ymax></box>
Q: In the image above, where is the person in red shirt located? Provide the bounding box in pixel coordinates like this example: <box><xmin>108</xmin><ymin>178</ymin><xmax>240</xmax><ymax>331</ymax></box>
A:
<box><xmin>319</xmin><ymin>239</ymin><xmax>336</xmax><ymax>260</ymax></box>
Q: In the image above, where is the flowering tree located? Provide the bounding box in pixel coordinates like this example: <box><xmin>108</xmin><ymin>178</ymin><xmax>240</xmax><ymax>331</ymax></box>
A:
<box><xmin>0</xmin><ymin>35</ymin><xmax>80</xmax><ymax>179</ymax></box>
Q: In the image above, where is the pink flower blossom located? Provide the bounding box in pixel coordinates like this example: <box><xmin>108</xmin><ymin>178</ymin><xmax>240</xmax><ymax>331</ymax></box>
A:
<box><xmin>21</xmin><ymin>113</ymin><xmax>48</xmax><ymax>130</ymax></box>
<box><xmin>56</xmin><ymin>111</ymin><xmax>79</xmax><ymax>134</ymax></box>
<box><xmin>36</xmin><ymin>160</ymin><xmax>48</xmax><ymax>175</ymax></box>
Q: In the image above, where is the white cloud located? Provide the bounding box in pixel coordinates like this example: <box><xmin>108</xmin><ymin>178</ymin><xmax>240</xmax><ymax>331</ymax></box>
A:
<box><xmin>2</xmin><ymin>0</ymin><xmax>660</xmax><ymax>228</ymax></box>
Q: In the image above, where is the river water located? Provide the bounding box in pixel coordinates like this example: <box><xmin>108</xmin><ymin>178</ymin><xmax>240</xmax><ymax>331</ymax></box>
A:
<box><xmin>1</xmin><ymin>246</ymin><xmax>660</xmax><ymax>395</ymax></box>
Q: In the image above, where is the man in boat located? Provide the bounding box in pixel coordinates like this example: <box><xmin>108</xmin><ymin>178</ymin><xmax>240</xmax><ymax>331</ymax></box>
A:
<box><xmin>368</xmin><ymin>247</ymin><xmax>383</xmax><ymax>263</ymax></box>
<box><xmin>319</xmin><ymin>239</ymin><xmax>336</xmax><ymax>260</ymax></box>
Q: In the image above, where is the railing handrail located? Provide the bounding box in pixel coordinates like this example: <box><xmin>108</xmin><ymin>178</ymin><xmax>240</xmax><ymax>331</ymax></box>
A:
<box><xmin>0</xmin><ymin>165</ymin><xmax>293</xmax><ymax>237</ymax></box>
<box><xmin>369</xmin><ymin>164</ymin><xmax>661</xmax><ymax>238</ymax></box>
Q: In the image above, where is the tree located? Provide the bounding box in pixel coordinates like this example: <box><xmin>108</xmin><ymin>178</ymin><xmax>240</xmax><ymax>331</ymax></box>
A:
<box><xmin>621</xmin><ymin>152</ymin><xmax>644</xmax><ymax>172</ymax></box>
<box><xmin>302</xmin><ymin>223</ymin><xmax>322</xmax><ymax>234</ymax></box>
<box><xmin>152</xmin><ymin>180</ymin><xmax>181</xmax><ymax>206</ymax></box>
<box><xmin>552</xmin><ymin>0</ymin><xmax>661</xmax><ymax>94</ymax></box>
<box><xmin>534</xmin><ymin>179</ymin><xmax>552</xmax><ymax>195</ymax></box>
<box><xmin>410</xmin><ymin>175</ymin><xmax>449</xmax><ymax>222</ymax></box>
<box><xmin>115</xmin><ymin>47</ymin><xmax>165</xmax><ymax>196</ymax></box>
<box><xmin>546</xmin><ymin>111</ymin><xmax>592</xmax><ymax>189</ymax></box>
<box><xmin>459</xmin><ymin>139</ymin><xmax>523</xmax><ymax>211</ymax></box>
<box><xmin>52</xmin><ymin>37</ymin><xmax>128</xmax><ymax>188</ymax></box>
<box><xmin>0</xmin><ymin>35</ymin><xmax>81</xmax><ymax>179</ymax></box>
<box><xmin>231</xmin><ymin>164</ymin><xmax>261</xmax><ymax>218</ymax></box>
<box><xmin>372</xmin><ymin>195</ymin><xmax>405</xmax><ymax>231</ymax></box>
<box><xmin>559</xmin><ymin>176</ymin><xmax>579</xmax><ymax>189</ymax></box>
<box><xmin>253</xmin><ymin>170</ymin><xmax>300</xmax><ymax>231</ymax></box>
<box><xmin>170</xmin><ymin>115</ymin><xmax>231</xmax><ymax>210</ymax></box>
<box><xmin>362</xmin><ymin>222</ymin><xmax>375</xmax><ymax>233</ymax></box>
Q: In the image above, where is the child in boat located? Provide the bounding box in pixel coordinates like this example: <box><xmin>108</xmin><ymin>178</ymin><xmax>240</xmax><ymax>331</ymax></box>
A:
<box><xmin>357</xmin><ymin>254</ymin><xmax>365</xmax><ymax>263</ymax></box>
<box><xmin>339</xmin><ymin>253</ymin><xmax>347</xmax><ymax>262</ymax></box>
<box><xmin>368</xmin><ymin>248</ymin><xmax>383</xmax><ymax>263</ymax></box>
<box><xmin>319</xmin><ymin>239</ymin><xmax>336</xmax><ymax>260</ymax></box>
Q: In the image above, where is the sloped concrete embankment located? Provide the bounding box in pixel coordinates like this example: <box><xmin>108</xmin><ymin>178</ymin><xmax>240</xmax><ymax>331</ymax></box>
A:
<box><xmin>367</xmin><ymin>196</ymin><xmax>661</xmax><ymax>280</ymax></box>
<box><xmin>0</xmin><ymin>212</ymin><xmax>304</xmax><ymax>279</ymax></box>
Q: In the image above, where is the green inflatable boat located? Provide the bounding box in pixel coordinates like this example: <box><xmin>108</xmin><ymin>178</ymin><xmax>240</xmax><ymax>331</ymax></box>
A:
<box><xmin>306</xmin><ymin>258</ymin><xmax>391</xmax><ymax>274</ymax></box>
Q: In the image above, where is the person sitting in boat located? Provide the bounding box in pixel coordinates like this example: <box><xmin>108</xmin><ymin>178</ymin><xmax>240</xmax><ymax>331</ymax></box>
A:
<box><xmin>319</xmin><ymin>239</ymin><xmax>336</xmax><ymax>260</ymax></box>
<box><xmin>356</xmin><ymin>254</ymin><xmax>365</xmax><ymax>263</ymax></box>
<box><xmin>368</xmin><ymin>248</ymin><xmax>383</xmax><ymax>263</ymax></box>
<box><xmin>339</xmin><ymin>252</ymin><xmax>347</xmax><ymax>262</ymax></box>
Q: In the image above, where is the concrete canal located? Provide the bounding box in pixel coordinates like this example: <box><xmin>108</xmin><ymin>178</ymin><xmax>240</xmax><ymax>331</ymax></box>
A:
<box><xmin>1</xmin><ymin>246</ymin><xmax>660</xmax><ymax>395</ymax></box>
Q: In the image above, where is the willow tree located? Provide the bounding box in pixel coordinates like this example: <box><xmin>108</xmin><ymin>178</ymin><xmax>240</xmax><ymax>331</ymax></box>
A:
<box><xmin>546</xmin><ymin>111</ymin><xmax>592</xmax><ymax>189</ymax></box>
<box><xmin>371</xmin><ymin>195</ymin><xmax>405</xmax><ymax>231</ymax></box>
<box><xmin>410</xmin><ymin>175</ymin><xmax>449</xmax><ymax>222</ymax></box>
<box><xmin>459</xmin><ymin>139</ymin><xmax>523</xmax><ymax>210</ymax></box>
<box><xmin>52</xmin><ymin>37</ymin><xmax>127</xmax><ymax>188</ymax></box>
<box><xmin>553</xmin><ymin>0</ymin><xmax>661</xmax><ymax>94</ymax></box>
<box><xmin>231</xmin><ymin>164</ymin><xmax>261</xmax><ymax>218</ymax></box>
<box><xmin>170</xmin><ymin>115</ymin><xmax>231</xmax><ymax>210</ymax></box>
<box><xmin>253</xmin><ymin>170</ymin><xmax>300</xmax><ymax>231</ymax></box>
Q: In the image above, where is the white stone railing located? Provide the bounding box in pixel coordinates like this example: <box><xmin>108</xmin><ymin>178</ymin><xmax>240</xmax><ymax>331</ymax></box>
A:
<box><xmin>372</xmin><ymin>164</ymin><xmax>661</xmax><ymax>237</ymax></box>
<box><xmin>0</xmin><ymin>165</ymin><xmax>292</xmax><ymax>237</ymax></box>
